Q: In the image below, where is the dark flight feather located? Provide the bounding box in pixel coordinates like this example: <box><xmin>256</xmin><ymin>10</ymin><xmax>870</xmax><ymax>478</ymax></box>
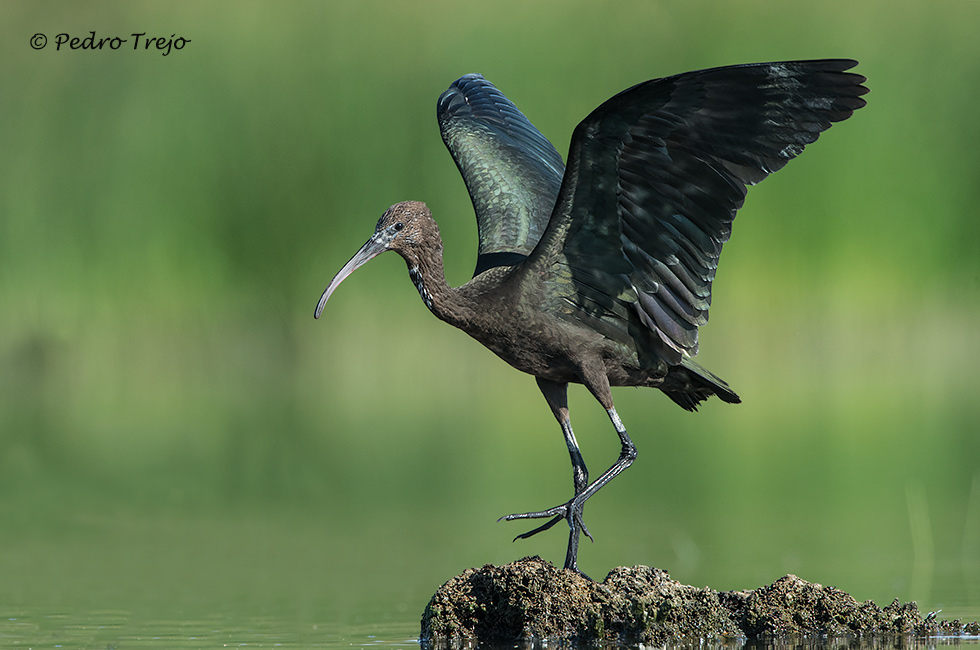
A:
<box><xmin>528</xmin><ymin>59</ymin><xmax>868</xmax><ymax>361</ymax></box>
<box><xmin>438</xmin><ymin>74</ymin><xmax>565</xmax><ymax>276</ymax></box>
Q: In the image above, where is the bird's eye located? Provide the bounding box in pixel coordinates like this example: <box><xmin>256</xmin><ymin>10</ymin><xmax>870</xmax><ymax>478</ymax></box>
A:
<box><xmin>394</xmin><ymin>222</ymin><xmax>404</xmax><ymax>231</ymax></box>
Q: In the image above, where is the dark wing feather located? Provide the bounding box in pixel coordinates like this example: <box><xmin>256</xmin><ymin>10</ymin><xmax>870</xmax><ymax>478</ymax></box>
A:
<box><xmin>527</xmin><ymin>59</ymin><xmax>868</xmax><ymax>361</ymax></box>
<box><xmin>438</xmin><ymin>74</ymin><xmax>566</xmax><ymax>276</ymax></box>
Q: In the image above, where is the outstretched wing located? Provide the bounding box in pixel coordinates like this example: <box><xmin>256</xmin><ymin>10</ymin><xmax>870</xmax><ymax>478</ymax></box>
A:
<box><xmin>527</xmin><ymin>59</ymin><xmax>868</xmax><ymax>362</ymax></box>
<box><xmin>438</xmin><ymin>74</ymin><xmax>566</xmax><ymax>276</ymax></box>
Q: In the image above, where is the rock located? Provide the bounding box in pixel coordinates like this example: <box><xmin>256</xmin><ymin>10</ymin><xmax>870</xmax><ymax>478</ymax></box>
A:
<box><xmin>420</xmin><ymin>556</ymin><xmax>979</xmax><ymax>647</ymax></box>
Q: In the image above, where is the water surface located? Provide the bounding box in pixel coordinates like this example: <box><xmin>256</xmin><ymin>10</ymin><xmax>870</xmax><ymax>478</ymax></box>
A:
<box><xmin>3</xmin><ymin>610</ymin><xmax>979</xmax><ymax>650</ymax></box>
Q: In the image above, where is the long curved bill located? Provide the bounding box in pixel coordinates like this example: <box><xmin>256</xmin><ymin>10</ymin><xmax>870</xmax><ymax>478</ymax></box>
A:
<box><xmin>314</xmin><ymin>234</ymin><xmax>388</xmax><ymax>319</ymax></box>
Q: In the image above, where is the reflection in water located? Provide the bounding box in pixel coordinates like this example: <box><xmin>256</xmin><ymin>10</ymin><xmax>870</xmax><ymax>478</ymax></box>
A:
<box><xmin>0</xmin><ymin>611</ymin><xmax>423</xmax><ymax>649</ymax></box>
<box><xmin>0</xmin><ymin>608</ymin><xmax>978</xmax><ymax>648</ymax></box>
<box><xmin>434</xmin><ymin>635</ymin><xmax>980</xmax><ymax>650</ymax></box>
<box><xmin>23</xmin><ymin>611</ymin><xmax>976</xmax><ymax>650</ymax></box>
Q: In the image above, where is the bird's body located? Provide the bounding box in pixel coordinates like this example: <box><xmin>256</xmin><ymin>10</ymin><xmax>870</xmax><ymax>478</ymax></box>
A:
<box><xmin>315</xmin><ymin>61</ymin><xmax>868</xmax><ymax>573</ymax></box>
<box><xmin>402</xmin><ymin>223</ymin><xmax>720</xmax><ymax>396</ymax></box>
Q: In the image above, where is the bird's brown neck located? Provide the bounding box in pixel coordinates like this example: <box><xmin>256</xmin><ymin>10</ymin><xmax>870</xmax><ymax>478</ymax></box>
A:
<box><xmin>401</xmin><ymin>238</ymin><xmax>475</xmax><ymax>329</ymax></box>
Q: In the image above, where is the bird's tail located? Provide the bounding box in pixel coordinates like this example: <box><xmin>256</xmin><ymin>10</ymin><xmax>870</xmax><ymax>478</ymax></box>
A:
<box><xmin>662</xmin><ymin>358</ymin><xmax>741</xmax><ymax>412</ymax></box>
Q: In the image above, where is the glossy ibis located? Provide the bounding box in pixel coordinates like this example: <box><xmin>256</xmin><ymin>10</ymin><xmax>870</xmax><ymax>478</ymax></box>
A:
<box><xmin>315</xmin><ymin>60</ymin><xmax>868</xmax><ymax>573</ymax></box>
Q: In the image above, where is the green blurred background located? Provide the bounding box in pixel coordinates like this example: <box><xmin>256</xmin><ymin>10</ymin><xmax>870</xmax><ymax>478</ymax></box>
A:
<box><xmin>2</xmin><ymin>0</ymin><xmax>978</xmax><ymax>628</ymax></box>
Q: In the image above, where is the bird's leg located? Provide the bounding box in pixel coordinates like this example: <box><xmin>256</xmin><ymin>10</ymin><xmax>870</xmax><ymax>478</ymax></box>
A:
<box><xmin>504</xmin><ymin>374</ymin><xmax>636</xmax><ymax>572</ymax></box>
<box><xmin>571</xmin><ymin>406</ymin><xmax>636</xmax><ymax>510</ymax></box>
<box><xmin>502</xmin><ymin>378</ymin><xmax>594</xmax><ymax>571</ymax></box>
<box><xmin>536</xmin><ymin>378</ymin><xmax>589</xmax><ymax>495</ymax></box>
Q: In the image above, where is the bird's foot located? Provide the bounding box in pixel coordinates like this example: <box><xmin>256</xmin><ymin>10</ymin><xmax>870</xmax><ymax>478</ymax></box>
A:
<box><xmin>499</xmin><ymin>496</ymin><xmax>592</xmax><ymax>542</ymax></box>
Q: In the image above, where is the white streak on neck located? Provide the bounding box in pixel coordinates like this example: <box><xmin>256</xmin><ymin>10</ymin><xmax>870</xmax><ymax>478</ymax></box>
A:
<box><xmin>408</xmin><ymin>265</ymin><xmax>434</xmax><ymax>311</ymax></box>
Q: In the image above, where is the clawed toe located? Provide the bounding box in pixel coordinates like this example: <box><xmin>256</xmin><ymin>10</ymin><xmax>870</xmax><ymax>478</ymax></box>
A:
<box><xmin>501</xmin><ymin>497</ymin><xmax>591</xmax><ymax>543</ymax></box>
<box><xmin>577</xmin><ymin>512</ymin><xmax>593</xmax><ymax>542</ymax></box>
<box><xmin>511</xmin><ymin>513</ymin><xmax>564</xmax><ymax>540</ymax></box>
<box><xmin>499</xmin><ymin>503</ymin><xmax>566</xmax><ymax>522</ymax></box>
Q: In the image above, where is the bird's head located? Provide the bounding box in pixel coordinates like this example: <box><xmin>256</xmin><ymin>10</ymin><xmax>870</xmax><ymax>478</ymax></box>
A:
<box><xmin>314</xmin><ymin>201</ymin><xmax>436</xmax><ymax>318</ymax></box>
